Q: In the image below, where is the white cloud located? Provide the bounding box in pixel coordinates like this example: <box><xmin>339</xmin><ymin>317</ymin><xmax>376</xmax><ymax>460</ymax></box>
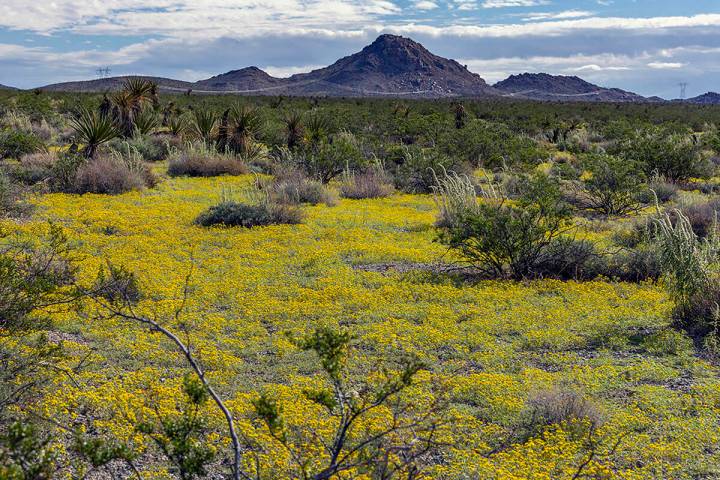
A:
<box><xmin>481</xmin><ymin>0</ymin><xmax>549</xmax><ymax>7</ymax></box>
<box><xmin>414</xmin><ymin>0</ymin><xmax>439</xmax><ymax>10</ymax></box>
<box><xmin>522</xmin><ymin>10</ymin><xmax>594</xmax><ymax>21</ymax></box>
<box><xmin>647</xmin><ymin>62</ymin><xmax>684</xmax><ymax>69</ymax></box>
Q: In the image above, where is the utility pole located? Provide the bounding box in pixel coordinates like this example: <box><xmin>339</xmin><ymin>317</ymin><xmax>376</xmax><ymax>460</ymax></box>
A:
<box><xmin>96</xmin><ymin>67</ymin><xmax>111</xmax><ymax>79</ymax></box>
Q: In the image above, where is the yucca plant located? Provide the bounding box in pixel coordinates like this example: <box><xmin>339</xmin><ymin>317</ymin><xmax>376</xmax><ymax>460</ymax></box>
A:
<box><xmin>166</xmin><ymin>115</ymin><xmax>187</xmax><ymax>137</ymax></box>
<box><xmin>283</xmin><ymin>111</ymin><xmax>304</xmax><ymax>150</ymax></box>
<box><xmin>70</xmin><ymin>108</ymin><xmax>120</xmax><ymax>158</ymax></box>
<box><xmin>304</xmin><ymin>112</ymin><xmax>330</xmax><ymax>148</ymax></box>
<box><xmin>226</xmin><ymin>104</ymin><xmax>262</xmax><ymax>156</ymax></box>
<box><xmin>192</xmin><ymin>109</ymin><xmax>216</xmax><ymax>144</ymax></box>
<box><xmin>123</xmin><ymin>77</ymin><xmax>158</xmax><ymax>109</ymax></box>
<box><xmin>132</xmin><ymin>108</ymin><xmax>159</xmax><ymax>136</ymax></box>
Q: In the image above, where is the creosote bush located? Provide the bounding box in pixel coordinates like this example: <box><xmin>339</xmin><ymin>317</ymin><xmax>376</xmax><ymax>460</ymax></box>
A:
<box><xmin>0</xmin><ymin>130</ymin><xmax>45</xmax><ymax>160</ymax></box>
<box><xmin>437</xmin><ymin>173</ymin><xmax>578</xmax><ymax>279</ymax></box>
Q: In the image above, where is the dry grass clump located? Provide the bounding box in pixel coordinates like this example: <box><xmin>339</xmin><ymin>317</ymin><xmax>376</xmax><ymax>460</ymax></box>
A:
<box><xmin>73</xmin><ymin>156</ymin><xmax>155</xmax><ymax>195</ymax></box>
<box><xmin>168</xmin><ymin>143</ymin><xmax>249</xmax><ymax>177</ymax></box>
<box><xmin>262</xmin><ymin>167</ymin><xmax>337</xmax><ymax>206</ymax></box>
<box><xmin>339</xmin><ymin>168</ymin><xmax>394</xmax><ymax>200</ymax></box>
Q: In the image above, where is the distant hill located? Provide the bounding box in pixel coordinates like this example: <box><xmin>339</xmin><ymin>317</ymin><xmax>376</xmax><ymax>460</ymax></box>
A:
<box><xmin>194</xmin><ymin>67</ymin><xmax>286</xmax><ymax>92</ymax></box>
<box><xmin>685</xmin><ymin>92</ymin><xmax>720</xmax><ymax>105</ymax></box>
<box><xmin>41</xmin><ymin>75</ymin><xmax>193</xmax><ymax>93</ymax></box>
<box><xmin>0</xmin><ymin>84</ymin><xmax>17</xmax><ymax>90</ymax></box>
<box><xmin>40</xmin><ymin>35</ymin><xmax>496</xmax><ymax>98</ymax></box>
<box><xmin>493</xmin><ymin>73</ymin><xmax>651</xmax><ymax>103</ymax></box>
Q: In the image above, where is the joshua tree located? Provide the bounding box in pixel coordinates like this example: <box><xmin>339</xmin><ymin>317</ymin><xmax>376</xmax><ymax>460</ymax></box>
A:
<box><xmin>453</xmin><ymin>102</ymin><xmax>467</xmax><ymax>129</ymax></box>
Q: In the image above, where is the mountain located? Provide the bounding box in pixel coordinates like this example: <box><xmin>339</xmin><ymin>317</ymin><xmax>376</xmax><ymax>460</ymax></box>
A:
<box><xmin>685</xmin><ymin>92</ymin><xmax>720</xmax><ymax>105</ymax></box>
<box><xmin>283</xmin><ymin>34</ymin><xmax>496</xmax><ymax>97</ymax></box>
<box><xmin>40</xmin><ymin>35</ymin><xmax>495</xmax><ymax>98</ymax></box>
<box><xmin>494</xmin><ymin>73</ymin><xmax>650</xmax><ymax>103</ymax></box>
<box><xmin>0</xmin><ymin>84</ymin><xmax>17</xmax><ymax>90</ymax></box>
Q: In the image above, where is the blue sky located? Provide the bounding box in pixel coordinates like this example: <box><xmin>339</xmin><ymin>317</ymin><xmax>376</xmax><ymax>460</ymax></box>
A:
<box><xmin>1</xmin><ymin>0</ymin><xmax>719</xmax><ymax>98</ymax></box>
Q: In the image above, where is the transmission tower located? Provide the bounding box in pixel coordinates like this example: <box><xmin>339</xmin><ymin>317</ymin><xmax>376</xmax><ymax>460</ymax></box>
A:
<box><xmin>678</xmin><ymin>82</ymin><xmax>688</xmax><ymax>99</ymax></box>
<box><xmin>96</xmin><ymin>67</ymin><xmax>111</xmax><ymax>79</ymax></box>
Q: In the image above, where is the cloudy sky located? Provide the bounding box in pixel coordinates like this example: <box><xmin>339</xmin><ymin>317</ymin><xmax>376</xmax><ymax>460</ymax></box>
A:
<box><xmin>1</xmin><ymin>0</ymin><xmax>718</xmax><ymax>98</ymax></box>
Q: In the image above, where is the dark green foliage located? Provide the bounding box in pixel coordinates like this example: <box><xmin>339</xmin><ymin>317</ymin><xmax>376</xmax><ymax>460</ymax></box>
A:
<box><xmin>136</xmin><ymin>375</ymin><xmax>215</xmax><ymax>480</ymax></box>
<box><xmin>195</xmin><ymin>201</ymin><xmax>303</xmax><ymax>228</ymax></box>
<box><xmin>620</xmin><ymin>128</ymin><xmax>711</xmax><ymax>182</ymax></box>
<box><xmin>438</xmin><ymin>174</ymin><xmax>575</xmax><ymax>279</ymax></box>
<box><xmin>191</xmin><ymin>109</ymin><xmax>216</xmax><ymax>144</ymax></box>
<box><xmin>390</xmin><ymin>146</ymin><xmax>463</xmax><ymax>193</ymax></box>
<box><xmin>0</xmin><ymin>130</ymin><xmax>45</xmax><ymax>160</ymax></box>
<box><xmin>575</xmin><ymin>154</ymin><xmax>645</xmax><ymax>215</ymax></box>
<box><xmin>298</xmin><ymin>327</ymin><xmax>351</xmax><ymax>381</ymax></box>
<box><xmin>93</xmin><ymin>261</ymin><xmax>141</xmax><ymax>304</ymax></box>
<box><xmin>131</xmin><ymin>108</ymin><xmax>159</xmax><ymax>136</ymax></box>
<box><xmin>70</xmin><ymin>108</ymin><xmax>120</xmax><ymax>159</ymax></box>
<box><xmin>0</xmin><ymin>223</ymin><xmax>75</xmax><ymax>332</ymax></box>
<box><xmin>0</xmin><ymin>422</ymin><xmax>58</xmax><ymax>480</ymax></box>
<box><xmin>437</xmin><ymin>120</ymin><xmax>546</xmax><ymax>169</ymax></box>
<box><xmin>300</xmin><ymin>132</ymin><xmax>365</xmax><ymax>183</ymax></box>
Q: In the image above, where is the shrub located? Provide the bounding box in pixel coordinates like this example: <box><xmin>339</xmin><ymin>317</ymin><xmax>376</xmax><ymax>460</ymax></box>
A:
<box><xmin>437</xmin><ymin>174</ymin><xmax>575</xmax><ymax>279</ymax></box>
<box><xmin>0</xmin><ymin>172</ymin><xmax>30</xmax><ymax>217</ymax></box>
<box><xmin>339</xmin><ymin>167</ymin><xmax>394</xmax><ymax>200</ymax></box>
<box><xmin>109</xmin><ymin>135</ymin><xmax>180</xmax><ymax>162</ymax></box>
<box><xmin>437</xmin><ymin>119</ymin><xmax>546</xmax><ymax>169</ymax></box>
<box><xmin>12</xmin><ymin>152</ymin><xmax>56</xmax><ymax>184</ymax></box>
<box><xmin>72</xmin><ymin>156</ymin><xmax>152</xmax><ymax>195</ymax></box>
<box><xmin>168</xmin><ymin>145</ymin><xmax>248</xmax><ymax>177</ymax></box>
<box><xmin>621</xmin><ymin>129</ymin><xmax>712</xmax><ymax>182</ymax></box>
<box><xmin>653</xmin><ymin>208</ymin><xmax>720</xmax><ymax>341</ymax></box>
<box><xmin>391</xmin><ymin>146</ymin><xmax>464</xmax><ymax>194</ymax></box>
<box><xmin>636</xmin><ymin>178</ymin><xmax>677</xmax><ymax>205</ymax></box>
<box><xmin>301</xmin><ymin>132</ymin><xmax>365</xmax><ymax>184</ymax></box>
<box><xmin>519</xmin><ymin>388</ymin><xmax>602</xmax><ymax>441</ymax></box>
<box><xmin>0</xmin><ymin>130</ymin><xmax>45</xmax><ymax>160</ymax></box>
<box><xmin>676</xmin><ymin>199</ymin><xmax>720</xmax><ymax>238</ymax></box>
<box><xmin>574</xmin><ymin>154</ymin><xmax>645</xmax><ymax>215</ymax></box>
<box><xmin>263</xmin><ymin>167</ymin><xmax>336</xmax><ymax>206</ymax></box>
<box><xmin>195</xmin><ymin>201</ymin><xmax>303</xmax><ymax>228</ymax></box>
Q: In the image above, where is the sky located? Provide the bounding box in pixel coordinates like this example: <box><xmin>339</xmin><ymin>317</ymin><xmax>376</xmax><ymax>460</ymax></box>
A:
<box><xmin>0</xmin><ymin>0</ymin><xmax>718</xmax><ymax>98</ymax></box>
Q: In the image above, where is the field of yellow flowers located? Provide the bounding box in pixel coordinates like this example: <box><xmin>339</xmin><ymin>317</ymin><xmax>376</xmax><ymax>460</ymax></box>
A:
<box><xmin>10</xmin><ymin>173</ymin><xmax>720</xmax><ymax>479</ymax></box>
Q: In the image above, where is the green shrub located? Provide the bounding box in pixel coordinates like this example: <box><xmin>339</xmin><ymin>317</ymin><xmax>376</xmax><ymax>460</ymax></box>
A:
<box><xmin>621</xmin><ymin>129</ymin><xmax>712</xmax><ymax>182</ymax></box>
<box><xmin>301</xmin><ymin>132</ymin><xmax>365</xmax><ymax>183</ymax></box>
<box><xmin>195</xmin><ymin>201</ymin><xmax>303</xmax><ymax>228</ymax></box>
<box><xmin>437</xmin><ymin>119</ymin><xmax>546</xmax><ymax>169</ymax></box>
<box><xmin>390</xmin><ymin>146</ymin><xmax>464</xmax><ymax>194</ymax></box>
<box><xmin>437</xmin><ymin>174</ymin><xmax>575</xmax><ymax>279</ymax></box>
<box><xmin>574</xmin><ymin>154</ymin><xmax>645</xmax><ymax>215</ymax></box>
<box><xmin>0</xmin><ymin>130</ymin><xmax>44</xmax><ymax>160</ymax></box>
